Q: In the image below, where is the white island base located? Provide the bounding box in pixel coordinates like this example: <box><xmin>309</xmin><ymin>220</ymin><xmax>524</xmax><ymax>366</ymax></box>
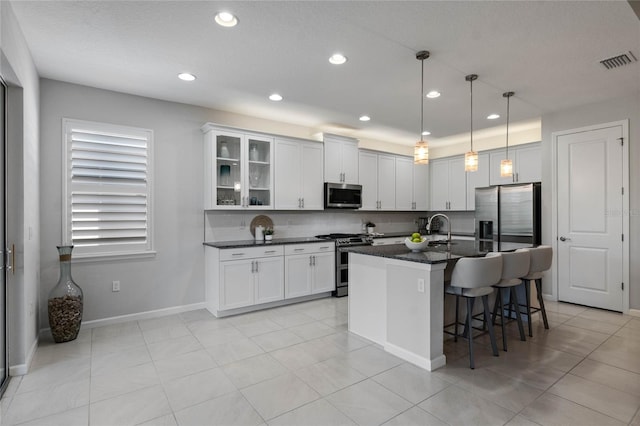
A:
<box><xmin>348</xmin><ymin>252</ymin><xmax>448</xmax><ymax>371</ymax></box>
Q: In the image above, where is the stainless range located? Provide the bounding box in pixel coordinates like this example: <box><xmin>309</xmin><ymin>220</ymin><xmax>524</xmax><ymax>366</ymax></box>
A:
<box><xmin>315</xmin><ymin>233</ymin><xmax>373</xmax><ymax>297</ymax></box>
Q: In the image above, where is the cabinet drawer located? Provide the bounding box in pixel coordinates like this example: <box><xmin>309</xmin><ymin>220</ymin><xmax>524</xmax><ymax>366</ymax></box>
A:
<box><xmin>285</xmin><ymin>242</ymin><xmax>335</xmax><ymax>255</ymax></box>
<box><xmin>219</xmin><ymin>246</ymin><xmax>284</xmax><ymax>261</ymax></box>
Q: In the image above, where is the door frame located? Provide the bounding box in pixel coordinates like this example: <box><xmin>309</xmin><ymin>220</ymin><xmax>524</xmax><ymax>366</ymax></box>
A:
<box><xmin>551</xmin><ymin>119</ymin><xmax>629</xmax><ymax>313</ymax></box>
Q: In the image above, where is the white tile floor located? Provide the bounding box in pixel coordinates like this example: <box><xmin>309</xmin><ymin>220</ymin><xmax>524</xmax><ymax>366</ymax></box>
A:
<box><xmin>1</xmin><ymin>297</ymin><xmax>639</xmax><ymax>426</ymax></box>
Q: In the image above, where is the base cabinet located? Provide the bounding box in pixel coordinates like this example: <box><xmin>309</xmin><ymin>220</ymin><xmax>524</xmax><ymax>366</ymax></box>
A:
<box><xmin>206</xmin><ymin>242</ymin><xmax>334</xmax><ymax>316</ymax></box>
<box><xmin>219</xmin><ymin>260</ymin><xmax>255</xmax><ymax>310</ymax></box>
<box><xmin>284</xmin><ymin>243</ymin><xmax>335</xmax><ymax>299</ymax></box>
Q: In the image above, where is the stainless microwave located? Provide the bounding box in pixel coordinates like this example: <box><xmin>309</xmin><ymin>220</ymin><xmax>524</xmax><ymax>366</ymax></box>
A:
<box><xmin>324</xmin><ymin>182</ymin><xmax>362</xmax><ymax>209</ymax></box>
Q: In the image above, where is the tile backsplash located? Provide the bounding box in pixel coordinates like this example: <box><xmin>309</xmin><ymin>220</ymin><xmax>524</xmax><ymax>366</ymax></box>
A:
<box><xmin>204</xmin><ymin>210</ymin><xmax>475</xmax><ymax>242</ymax></box>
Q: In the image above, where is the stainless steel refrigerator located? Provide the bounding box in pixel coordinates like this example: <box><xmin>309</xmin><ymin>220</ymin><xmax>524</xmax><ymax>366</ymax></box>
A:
<box><xmin>475</xmin><ymin>182</ymin><xmax>541</xmax><ymax>250</ymax></box>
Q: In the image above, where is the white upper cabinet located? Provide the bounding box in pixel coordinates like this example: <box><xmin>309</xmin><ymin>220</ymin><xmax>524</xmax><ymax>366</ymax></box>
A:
<box><xmin>413</xmin><ymin>162</ymin><xmax>429</xmax><ymax>211</ymax></box>
<box><xmin>430</xmin><ymin>156</ymin><xmax>466</xmax><ymax>210</ymax></box>
<box><xmin>377</xmin><ymin>154</ymin><xmax>396</xmax><ymax>210</ymax></box>
<box><xmin>489</xmin><ymin>143</ymin><xmax>541</xmax><ymax>185</ymax></box>
<box><xmin>275</xmin><ymin>137</ymin><xmax>324</xmax><ymax>210</ymax></box>
<box><xmin>466</xmin><ymin>152</ymin><xmax>490</xmax><ymax>211</ymax></box>
<box><xmin>359</xmin><ymin>151</ymin><xmax>379</xmax><ymax>210</ymax></box>
<box><xmin>360</xmin><ymin>152</ymin><xmax>427</xmax><ymax>211</ymax></box>
<box><xmin>203</xmin><ymin>124</ymin><xmax>274</xmax><ymax>210</ymax></box>
<box><xmin>395</xmin><ymin>156</ymin><xmax>414</xmax><ymax>210</ymax></box>
<box><xmin>323</xmin><ymin>134</ymin><xmax>359</xmax><ymax>184</ymax></box>
<box><xmin>358</xmin><ymin>151</ymin><xmax>396</xmax><ymax>210</ymax></box>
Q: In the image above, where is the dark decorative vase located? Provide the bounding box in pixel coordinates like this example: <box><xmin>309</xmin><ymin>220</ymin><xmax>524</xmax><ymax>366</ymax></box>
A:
<box><xmin>48</xmin><ymin>246</ymin><xmax>83</xmax><ymax>343</ymax></box>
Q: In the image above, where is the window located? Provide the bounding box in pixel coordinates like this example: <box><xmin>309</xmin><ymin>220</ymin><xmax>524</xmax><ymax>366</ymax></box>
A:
<box><xmin>62</xmin><ymin>119</ymin><xmax>154</xmax><ymax>259</ymax></box>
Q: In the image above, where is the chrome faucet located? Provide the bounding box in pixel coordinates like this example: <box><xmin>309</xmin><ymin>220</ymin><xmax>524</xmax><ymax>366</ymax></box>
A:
<box><xmin>427</xmin><ymin>213</ymin><xmax>451</xmax><ymax>242</ymax></box>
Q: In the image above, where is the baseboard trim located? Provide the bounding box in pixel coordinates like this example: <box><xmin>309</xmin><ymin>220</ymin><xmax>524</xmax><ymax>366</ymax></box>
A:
<box><xmin>629</xmin><ymin>308</ymin><xmax>640</xmax><ymax>318</ymax></box>
<box><xmin>9</xmin><ymin>336</ymin><xmax>38</xmax><ymax>376</ymax></box>
<box><xmin>39</xmin><ymin>302</ymin><xmax>207</xmax><ymax>337</ymax></box>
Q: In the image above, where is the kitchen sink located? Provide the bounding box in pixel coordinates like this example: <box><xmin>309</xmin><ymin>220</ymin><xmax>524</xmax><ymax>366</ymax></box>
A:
<box><xmin>428</xmin><ymin>240</ymin><xmax>456</xmax><ymax>246</ymax></box>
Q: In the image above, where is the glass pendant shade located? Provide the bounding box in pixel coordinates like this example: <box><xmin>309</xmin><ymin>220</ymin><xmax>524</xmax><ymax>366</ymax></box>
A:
<box><xmin>465</xmin><ymin>151</ymin><xmax>478</xmax><ymax>172</ymax></box>
<box><xmin>500</xmin><ymin>159</ymin><xmax>513</xmax><ymax>177</ymax></box>
<box><xmin>414</xmin><ymin>140</ymin><xmax>429</xmax><ymax>165</ymax></box>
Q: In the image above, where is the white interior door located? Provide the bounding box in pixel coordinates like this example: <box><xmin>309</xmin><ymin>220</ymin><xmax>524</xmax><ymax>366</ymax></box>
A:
<box><xmin>556</xmin><ymin>124</ymin><xmax>625</xmax><ymax>311</ymax></box>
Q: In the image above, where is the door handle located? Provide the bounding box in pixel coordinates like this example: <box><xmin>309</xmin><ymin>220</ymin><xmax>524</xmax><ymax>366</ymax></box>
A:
<box><xmin>559</xmin><ymin>236</ymin><xmax>571</xmax><ymax>242</ymax></box>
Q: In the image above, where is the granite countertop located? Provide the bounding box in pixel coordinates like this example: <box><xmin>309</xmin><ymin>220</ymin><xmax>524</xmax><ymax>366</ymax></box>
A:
<box><xmin>341</xmin><ymin>240</ymin><xmax>535</xmax><ymax>265</ymax></box>
<box><xmin>204</xmin><ymin>236</ymin><xmax>330</xmax><ymax>249</ymax></box>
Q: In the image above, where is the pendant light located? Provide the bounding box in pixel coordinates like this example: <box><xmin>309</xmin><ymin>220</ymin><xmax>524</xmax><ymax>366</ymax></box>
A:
<box><xmin>414</xmin><ymin>50</ymin><xmax>430</xmax><ymax>165</ymax></box>
<box><xmin>501</xmin><ymin>91</ymin><xmax>515</xmax><ymax>177</ymax></box>
<box><xmin>464</xmin><ymin>74</ymin><xmax>478</xmax><ymax>172</ymax></box>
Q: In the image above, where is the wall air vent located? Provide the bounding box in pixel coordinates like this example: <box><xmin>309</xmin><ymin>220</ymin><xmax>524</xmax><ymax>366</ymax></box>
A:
<box><xmin>600</xmin><ymin>51</ymin><xmax>637</xmax><ymax>69</ymax></box>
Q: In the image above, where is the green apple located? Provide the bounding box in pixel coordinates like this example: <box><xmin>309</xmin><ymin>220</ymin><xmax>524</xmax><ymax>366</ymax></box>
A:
<box><xmin>411</xmin><ymin>232</ymin><xmax>421</xmax><ymax>239</ymax></box>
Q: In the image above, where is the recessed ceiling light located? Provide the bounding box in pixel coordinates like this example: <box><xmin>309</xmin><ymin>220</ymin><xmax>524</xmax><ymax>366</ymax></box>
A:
<box><xmin>359</xmin><ymin>115</ymin><xmax>371</xmax><ymax>122</ymax></box>
<box><xmin>487</xmin><ymin>113</ymin><xmax>500</xmax><ymax>120</ymax></box>
<box><xmin>178</xmin><ymin>73</ymin><xmax>196</xmax><ymax>81</ymax></box>
<box><xmin>426</xmin><ymin>90</ymin><xmax>441</xmax><ymax>99</ymax></box>
<box><xmin>269</xmin><ymin>93</ymin><xmax>283</xmax><ymax>101</ymax></box>
<box><xmin>422</xmin><ymin>130</ymin><xmax>431</xmax><ymax>136</ymax></box>
<box><xmin>329</xmin><ymin>53</ymin><xmax>347</xmax><ymax>65</ymax></box>
<box><xmin>215</xmin><ymin>11</ymin><xmax>238</xmax><ymax>27</ymax></box>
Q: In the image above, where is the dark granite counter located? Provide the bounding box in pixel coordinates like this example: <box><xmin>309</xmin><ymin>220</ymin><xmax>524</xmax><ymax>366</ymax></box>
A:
<box><xmin>341</xmin><ymin>239</ymin><xmax>534</xmax><ymax>265</ymax></box>
<box><xmin>204</xmin><ymin>237</ymin><xmax>328</xmax><ymax>249</ymax></box>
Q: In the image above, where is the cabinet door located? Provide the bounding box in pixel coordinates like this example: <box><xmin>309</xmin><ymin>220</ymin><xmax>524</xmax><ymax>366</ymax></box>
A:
<box><xmin>255</xmin><ymin>257</ymin><xmax>284</xmax><ymax>304</ymax></box>
<box><xmin>274</xmin><ymin>139</ymin><xmax>301</xmax><ymax>209</ymax></box>
<box><xmin>466</xmin><ymin>152</ymin><xmax>489</xmax><ymax>211</ymax></box>
<box><xmin>211</xmin><ymin>131</ymin><xmax>244</xmax><ymax>209</ymax></box>
<box><xmin>285</xmin><ymin>255</ymin><xmax>312</xmax><ymax>299</ymax></box>
<box><xmin>300</xmin><ymin>142</ymin><xmax>324</xmax><ymax>209</ymax></box>
<box><xmin>413</xmin><ymin>163</ymin><xmax>429</xmax><ymax>210</ymax></box>
<box><xmin>358</xmin><ymin>151</ymin><xmax>379</xmax><ymax>210</ymax></box>
<box><xmin>323</xmin><ymin>138</ymin><xmax>343</xmax><ymax>183</ymax></box>
<box><xmin>514</xmin><ymin>144</ymin><xmax>541</xmax><ymax>183</ymax></box>
<box><xmin>430</xmin><ymin>159</ymin><xmax>450</xmax><ymax>210</ymax></box>
<box><xmin>377</xmin><ymin>154</ymin><xmax>396</xmax><ymax>210</ymax></box>
<box><xmin>246</xmin><ymin>135</ymin><xmax>274</xmax><ymax>209</ymax></box>
<box><xmin>395</xmin><ymin>157</ymin><xmax>414</xmax><ymax>210</ymax></box>
<box><xmin>341</xmin><ymin>140</ymin><xmax>359</xmax><ymax>184</ymax></box>
<box><xmin>489</xmin><ymin>149</ymin><xmax>515</xmax><ymax>185</ymax></box>
<box><xmin>448</xmin><ymin>157</ymin><xmax>467</xmax><ymax>210</ymax></box>
<box><xmin>311</xmin><ymin>252</ymin><xmax>335</xmax><ymax>293</ymax></box>
<box><xmin>219</xmin><ymin>260</ymin><xmax>254</xmax><ymax>310</ymax></box>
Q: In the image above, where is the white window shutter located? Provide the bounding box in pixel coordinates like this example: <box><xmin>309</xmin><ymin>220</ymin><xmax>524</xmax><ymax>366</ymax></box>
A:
<box><xmin>63</xmin><ymin>119</ymin><xmax>154</xmax><ymax>258</ymax></box>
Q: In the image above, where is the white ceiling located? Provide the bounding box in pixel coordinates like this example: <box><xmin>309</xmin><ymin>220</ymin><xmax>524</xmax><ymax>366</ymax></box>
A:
<box><xmin>8</xmin><ymin>0</ymin><xmax>640</xmax><ymax>147</ymax></box>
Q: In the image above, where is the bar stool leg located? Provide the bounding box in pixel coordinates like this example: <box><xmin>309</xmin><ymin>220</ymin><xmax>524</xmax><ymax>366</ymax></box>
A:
<box><xmin>466</xmin><ymin>297</ymin><xmax>475</xmax><ymax>369</ymax></box>
<box><xmin>496</xmin><ymin>288</ymin><xmax>507</xmax><ymax>351</ymax></box>
<box><xmin>535</xmin><ymin>279</ymin><xmax>549</xmax><ymax>329</ymax></box>
<box><xmin>510</xmin><ymin>286</ymin><xmax>526</xmax><ymax>341</ymax></box>
<box><xmin>454</xmin><ymin>295</ymin><xmax>460</xmax><ymax>342</ymax></box>
<box><xmin>482</xmin><ymin>295</ymin><xmax>499</xmax><ymax>357</ymax></box>
<box><xmin>524</xmin><ymin>280</ymin><xmax>533</xmax><ymax>337</ymax></box>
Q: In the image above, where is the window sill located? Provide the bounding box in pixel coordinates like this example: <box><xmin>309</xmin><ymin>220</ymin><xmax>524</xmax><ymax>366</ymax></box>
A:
<box><xmin>71</xmin><ymin>250</ymin><xmax>157</xmax><ymax>263</ymax></box>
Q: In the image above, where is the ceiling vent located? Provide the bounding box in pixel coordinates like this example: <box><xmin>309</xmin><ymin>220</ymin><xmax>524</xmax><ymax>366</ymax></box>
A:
<box><xmin>600</xmin><ymin>51</ymin><xmax>637</xmax><ymax>69</ymax></box>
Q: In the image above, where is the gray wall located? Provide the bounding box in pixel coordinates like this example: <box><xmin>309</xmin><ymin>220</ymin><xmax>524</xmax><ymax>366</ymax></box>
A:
<box><xmin>40</xmin><ymin>80</ymin><xmax>210</xmax><ymax>324</ymax></box>
<box><xmin>1</xmin><ymin>1</ymin><xmax>40</xmax><ymax>373</ymax></box>
<box><xmin>541</xmin><ymin>94</ymin><xmax>640</xmax><ymax>310</ymax></box>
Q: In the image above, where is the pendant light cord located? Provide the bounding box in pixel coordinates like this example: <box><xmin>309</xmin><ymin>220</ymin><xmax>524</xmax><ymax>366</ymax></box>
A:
<box><xmin>420</xmin><ymin>57</ymin><xmax>424</xmax><ymax>142</ymax></box>
<box><xmin>470</xmin><ymin>78</ymin><xmax>473</xmax><ymax>151</ymax></box>
<box><xmin>505</xmin><ymin>93</ymin><xmax>510</xmax><ymax>158</ymax></box>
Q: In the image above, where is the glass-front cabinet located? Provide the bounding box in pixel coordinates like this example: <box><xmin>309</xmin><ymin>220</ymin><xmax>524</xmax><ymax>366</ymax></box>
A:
<box><xmin>203</xmin><ymin>124</ymin><xmax>274</xmax><ymax>210</ymax></box>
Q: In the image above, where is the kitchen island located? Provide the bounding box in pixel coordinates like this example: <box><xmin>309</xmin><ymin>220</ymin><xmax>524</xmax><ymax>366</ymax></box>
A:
<box><xmin>342</xmin><ymin>240</ymin><xmax>530</xmax><ymax>371</ymax></box>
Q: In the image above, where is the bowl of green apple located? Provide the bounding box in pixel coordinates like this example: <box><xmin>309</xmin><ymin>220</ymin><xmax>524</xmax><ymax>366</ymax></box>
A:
<box><xmin>405</xmin><ymin>233</ymin><xmax>429</xmax><ymax>252</ymax></box>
